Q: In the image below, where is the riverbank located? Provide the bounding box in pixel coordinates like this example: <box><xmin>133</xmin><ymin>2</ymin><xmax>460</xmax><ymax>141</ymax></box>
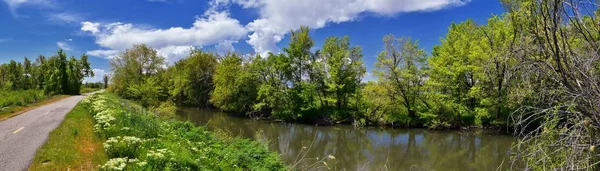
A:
<box><xmin>31</xmin><ymin>93</ymin><xmax>285</xmax><ymax>170</ymax></box>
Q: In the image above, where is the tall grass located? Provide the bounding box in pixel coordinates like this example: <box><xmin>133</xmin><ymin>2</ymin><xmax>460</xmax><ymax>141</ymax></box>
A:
<box><xmin>0</xmin><ymin>89</ymin><xmax>45</xmax><ymax>110</ymax></box>
<box><xmin>83</xmin><ymin>93</ymin><xmax>286</xmax><ymax>170</ymax></box>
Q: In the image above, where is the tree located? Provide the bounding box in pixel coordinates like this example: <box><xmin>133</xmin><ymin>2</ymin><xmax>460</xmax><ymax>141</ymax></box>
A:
<box><xmin>109</xmin><ymin>44</ymin><xmax>165</xmax><ymax>97</ymax></box>
<box><xmin>211</xmin><ymin>54</ymin><xmax>260</xmax><ymax>113</ymax></box>
<box><xmin>166</xmin><ymin>50</ymin><xmax>217</xmax><ymax>107</ymax></box>
<box><xmin>427</xmin><ymin>20</ymin><xmax>484</xmax><ymax>126</ymax></box>
<box><xmin>320</xmin><ymin>36</ymin><xmax>365</xmax><ymax>119</ymax></box>
<box><xmin>103</xmin><ymin>74</ymin><xmax>109</xmax><ymax>89</ymax></box>
<box><xmin>375</xmin><ymin>35</ymin><xmax>427</xmax><ymax>126</ymax></box>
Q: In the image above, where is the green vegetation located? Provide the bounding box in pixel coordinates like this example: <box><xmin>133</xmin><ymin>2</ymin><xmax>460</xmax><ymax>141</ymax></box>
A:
<box><xmin>0</xmin><ymin>90</ymin><xmax>68</xmax><ymax>121</ymax></box>
<box><xmin>0</xmin><ymin>49</ymin><xmax>94</xmax><ymax>118</ymax></box>
<box><xmin>0</xmin><ymin>49</ymin><xmax>93</xmax><ymax>95</ymax></box>
<box><xmin>30</xmin><ymin>100</ymin><xmax>107</xmax><ymax>171</ymax></box>
<box><xmin>81</xmin><ymin>93</ymin><xmax>285</xmax><ymax>170</ymax></box>
<box><xmin>81</xmin><ymin>0</ymin><xmax>600</xmax><ymax>169</ymax></box>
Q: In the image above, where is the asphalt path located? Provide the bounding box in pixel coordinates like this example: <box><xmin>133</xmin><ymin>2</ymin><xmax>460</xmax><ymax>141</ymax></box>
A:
<box><xmin>0</xmin><ymin>92</ymin><xmax>97</xmax><ymax>171</ymax></box>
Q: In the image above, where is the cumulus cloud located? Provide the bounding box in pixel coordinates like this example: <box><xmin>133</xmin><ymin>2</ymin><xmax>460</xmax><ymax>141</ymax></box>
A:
<box><xmin>81</xmin><ymin>21</ymin><xmax>100</xmax><ymax>34</ymax></box>
<box><xmin>84</xmin><ymin>68</ymin><xmax>107</xmax><ymax>83</ymax></box>
<box><xmin>56</xmin><ymin>41</ymin><xmax>71</xmax><ymax>51</ymax></box>
<box><xmin>82</xmin><ymin>10</ymin><xmax>247</xmax><ymax>62</ymax></box>
<box><xmin>215</xmin><ymin>40</ymin><xmax>236</xmax><ymax>56</ymax></box>
<box><xmin>156</xmin><ymin>46</ymin><xmax>196</xmax><ymax>63</ymax></box>
<box><xmin>215</xmin><ymin>0</ymin><xmax>469</xmax><ymax>55</ymax></box>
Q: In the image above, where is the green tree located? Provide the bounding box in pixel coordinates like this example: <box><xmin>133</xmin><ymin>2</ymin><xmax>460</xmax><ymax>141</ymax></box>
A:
<box><xmin>109</xmin><ymin>44</ymin><xmax>165</xmax><ymax>97</ymax></box>
<box><xmin>166</xmin><ymin>50</ymin><xmax>217</xmax><ymax>107</ymax></box>
<box><xmin>375</xmin><ymin>35</ymin><xmax>427</xmax><ymax>126</ymax></box>
<box><xmin>211</xmin><ymin>54</ymin><xmax>260</xmax><ymax>113</ymax></box>
<box><xmin>320</xmin><ymin>36</ymin><xmax>365</xmax><ymax>119</ymax></box>
<box><xmin>427</xmin><ymin>20</ymin><xmax>484</xmax><ymax>126</ymax></box>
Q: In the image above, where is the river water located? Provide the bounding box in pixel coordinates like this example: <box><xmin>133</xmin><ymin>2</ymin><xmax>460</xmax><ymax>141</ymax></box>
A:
<box><xmin>177</xmin><ymin>108</ymin><xmax>517</xmax><ymax>170</ymax></box>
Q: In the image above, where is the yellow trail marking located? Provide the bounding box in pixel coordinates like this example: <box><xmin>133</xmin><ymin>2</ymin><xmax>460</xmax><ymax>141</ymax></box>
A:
<box><xmin>12</xmin><ymin>127</ymin><xmax>24</xmax><ymax>134</ymax></box>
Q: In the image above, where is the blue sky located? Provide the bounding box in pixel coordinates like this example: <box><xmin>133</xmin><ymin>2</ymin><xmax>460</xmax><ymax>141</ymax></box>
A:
<box><xmin>0</xmin><ymin>0</ymin><xmax>504</xmax><ymax>82</ymax></box>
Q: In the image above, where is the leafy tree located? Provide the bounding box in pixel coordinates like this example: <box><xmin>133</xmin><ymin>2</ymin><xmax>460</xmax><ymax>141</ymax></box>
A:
<box><xmin>320</xmin><ymin>36</ymin><xmax>365</xmax><ymax>119</ymax></box>
<box><xmin>427</xmin><ymin>20</ymin><xmax>484</xmax><ymax>126</ymax></box>
<box><xmin>211</xmin><ymin>54</ymin><xmax>260</xmax><ymax>113</ymax></box>
<box><xmin>375</xmin><ymin>35</ymin><xmax>427</xmax><ymax>126</ymax></box>
<box><xmin>109</xmin><ymin>44</ymin><xmax>165</xmax><ymax>97</ymax></box>
<box><xmin>166</xmin><ymin>50</ymin><xmax>217</xmax><ymax>107</ymax></box>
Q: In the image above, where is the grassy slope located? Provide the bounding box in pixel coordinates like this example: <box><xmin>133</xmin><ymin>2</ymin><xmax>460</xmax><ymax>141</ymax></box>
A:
<box><xmin>0</xmin><ymin>95</ymin><xmax>70</xmax><ymax>121</ymax></box>
<box><xmin>30</xmin><ymin>93</ymin><xmax>285</xmax><ymax>170</ymax></box>
<box><xmin>29</xmin><ymin>102</ymin><xmax>107</xmax><ymax>171</ymax></box>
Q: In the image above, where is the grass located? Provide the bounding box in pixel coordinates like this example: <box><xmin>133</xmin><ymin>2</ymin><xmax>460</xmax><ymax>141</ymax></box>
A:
<box><xmin>29</xmin><ymin>101</ymin><xmax>107</xmax><ymax>171</ymax></box>
<box><xmin>30</xmin><ymin>93</ymin><xmax>285</xmax><ymax>170</ymax></box>
<box><xmin>80</xmin><ymin>87</ymin><xmax>101</xmax><ymax>94</ymax></box>
<box><xmin>0</xmin><ymin>90</ymin><xmax>70</xmax><ymax>121</ymax></box>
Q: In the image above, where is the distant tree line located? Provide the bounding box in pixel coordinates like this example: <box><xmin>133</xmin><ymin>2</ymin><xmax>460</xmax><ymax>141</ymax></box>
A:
<box><xmin>107</xmin><ymin>21</ymin><xmax>518</xmax><ymax>128</ymax></box>
<box><xmin>0</xmin><ymin>49</ymin><xmax>94</xmax><ymax>95</ymax></box>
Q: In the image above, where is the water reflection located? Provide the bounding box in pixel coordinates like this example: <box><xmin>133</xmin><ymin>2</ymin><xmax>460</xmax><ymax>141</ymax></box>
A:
<box><xmin>177</xmin><ymin>108</ymin><xmax>515</xmax><ymax>170</ymax></box>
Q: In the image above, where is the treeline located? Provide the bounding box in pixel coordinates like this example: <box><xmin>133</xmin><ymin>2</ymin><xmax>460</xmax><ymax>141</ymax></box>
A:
<box><xmin>108</xmin><ymin>17</ymin><xmax>517</xmax><ymax>129</ymax></box>
<box><xmin>0</xmin><ymin>49</ymin><xmax>94</xmax><ymax>95</ymax></box>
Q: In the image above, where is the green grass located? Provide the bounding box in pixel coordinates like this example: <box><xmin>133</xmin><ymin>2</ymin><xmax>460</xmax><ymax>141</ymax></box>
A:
<box><xmin>80</xmin><ymin>87</ymin><xmax>101</xmax><ymax>94</ymax></box>
<box><xmin>29</xmin><ymin>101</ymin><xmax>107</xmax><ymax>171</ymax></box>
<box><xmin>0</xmin><ymin>90</ymin><xmax>69</xmax><ymax>121</ymax></box>
<box><xmin>31</xmin><ymin>93</ymin><xmax>285</xmax><ymax>170</ymax></box>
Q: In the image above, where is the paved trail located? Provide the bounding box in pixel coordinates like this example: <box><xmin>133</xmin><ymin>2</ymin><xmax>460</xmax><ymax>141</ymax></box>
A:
<box><xmin>0</xmin><ymin>94</ymin><xmax>92</xmax><ymax>171</ymax></box>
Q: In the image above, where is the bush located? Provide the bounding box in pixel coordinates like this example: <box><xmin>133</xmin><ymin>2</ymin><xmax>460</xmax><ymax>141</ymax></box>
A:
<box><xmin>154</xmin><ymin>100</ymin><xmax>177</xmax><ymax>118</ymax></box>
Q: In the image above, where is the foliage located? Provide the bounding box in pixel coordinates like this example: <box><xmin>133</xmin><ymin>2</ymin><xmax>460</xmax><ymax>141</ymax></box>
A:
<box><xmin>82</xmin><ymin>93</ymin><xmax>286</xmax><ymax>170</ymax></box>
<box><xmin>165</xmin><ymin>49</ymin><xmax>217</xmax><ymax>107</ymax></box>
<box><xmin>211</xmin><ymin>53</ymin><xmax>260</xmax><ymax>113</ymax></box>
<box><xmin>0</xmin><ymin>89</ymin><xmax>45</xmax><ymax>109</ymax></box>
<box><xmin>374</xmin><ymin>35</ymin><xmax>427</xmax><ymax>127</ymax></box>
<box><xmin>108</xmin><ymin>44</ymin><xmax>165</xmax><ymax>98</ymax></box>
<box><xmin>0</xmin><ymin>49</ymin><xmax>93</xmax><ymax>95</ymax></box>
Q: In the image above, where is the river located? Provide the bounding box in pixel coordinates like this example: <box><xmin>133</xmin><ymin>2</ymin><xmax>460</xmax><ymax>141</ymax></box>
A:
<box><xmin>177</xmin><ymin>108</ymin><xmax>517</xmax><ymax>170</ymax></box>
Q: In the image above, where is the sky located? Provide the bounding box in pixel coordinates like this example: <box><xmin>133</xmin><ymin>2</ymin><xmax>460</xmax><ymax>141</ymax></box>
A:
<box><xmin>0</xmin><ymin>0</ymin><xmax>505</xmax><ymax>82</ymax></box>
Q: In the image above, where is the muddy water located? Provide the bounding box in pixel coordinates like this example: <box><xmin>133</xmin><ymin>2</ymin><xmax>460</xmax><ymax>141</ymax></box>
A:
<box><xmin>177</xmin><ymin>108</ymin><xmax>516</xmax><ymax>170</ymax></box>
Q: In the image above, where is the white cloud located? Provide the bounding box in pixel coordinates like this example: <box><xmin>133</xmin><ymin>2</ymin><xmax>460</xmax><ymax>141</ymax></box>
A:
<box><xmin>215</xmin><ymin>0</ymin><xmax>469</xmax><ymax>55</ymax></box>
<box><xmin>84</xmin><ymin>68</ymin><xmax>107</xmax><ymax>83</ymax></box>
<box><xmin>81</xmin><ymin>21</ymin><xmax>100</xmax><ymax>34</ymax></box>
<box><xmin>82</xmin><ymin>10</ymin><xmax>247</xmax><ymax>62</ymax></box>
<box><xmin>56</xmin><ymin>41</ymin><xmax>71</xmax><ymax>51</ymax></box>
<box><xmin>3</xmin><ymin>0</ymin><xmax>54</xmax><ymax>16</ymax></box>
<box><xmin>86</xmin><ymin>49</ymin><xmax>119</xmax><ymax>59</ymax></box>
<box><xmin>48</xmin><ymin>12</ymin><xmax>82</xmax><ymax>23</ymax></box>
<box><xmin>156</xmin><ymin>45</ymin><xmax>195</xmax><ymax>63</ymax></box>
<box><xmin>215</xmin><ymin>40</ymin><xmax>236</xmax><ymax>56</ymax></box>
